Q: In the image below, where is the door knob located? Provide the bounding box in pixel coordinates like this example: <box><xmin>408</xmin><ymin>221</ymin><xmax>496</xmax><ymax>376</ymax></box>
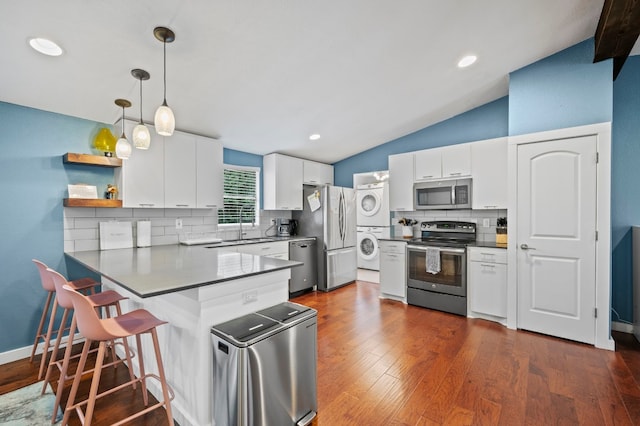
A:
<box><xmin>520</xmin><ymin>244</ymin><xmax>536</xmax><ymax>250</ymax></box>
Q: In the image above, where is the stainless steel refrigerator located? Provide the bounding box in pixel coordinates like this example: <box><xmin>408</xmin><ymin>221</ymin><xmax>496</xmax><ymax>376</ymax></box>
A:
<box><xmin>293</xmin><ymin>185</ymin><xmax>357</xmax><ymax>291</ymax></box>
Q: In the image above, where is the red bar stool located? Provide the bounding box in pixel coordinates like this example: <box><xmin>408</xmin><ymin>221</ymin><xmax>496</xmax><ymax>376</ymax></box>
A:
<box><xmin>43</xmin><ymin>268</ymin><xmax>136</xmax><ymax>425</ymax></box>
<box><xmin>31</xmin><ymin>259</ymin><xmax>98</xmax><ymax>380</ymax></box>
<box><xmin>61</xmin><ymin>284</ymin><xmax>175</xmax><ymax>426</ymax></box>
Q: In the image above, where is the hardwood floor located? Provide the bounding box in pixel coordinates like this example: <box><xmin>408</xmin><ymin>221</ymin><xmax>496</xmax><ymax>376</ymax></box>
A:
<box><xmin>2</xmin><ymin>280</ymin><xmax>639</xmax><ymax>425</ymax></box>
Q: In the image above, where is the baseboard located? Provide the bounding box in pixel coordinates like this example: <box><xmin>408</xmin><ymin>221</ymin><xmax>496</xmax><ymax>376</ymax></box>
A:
<box><xmin>0</xmin><ymin>333</ymin><xmax>84</xmax><ymax>366</ymax></box>
<box><xmin>611</xmin><ymin>321</ymin><xmax>634</xmax><ymax>334</ymax></box>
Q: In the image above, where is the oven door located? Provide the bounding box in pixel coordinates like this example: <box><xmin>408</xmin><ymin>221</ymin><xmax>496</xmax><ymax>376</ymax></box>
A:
<box><xmin>406</xmin><ymin>245</ymin><xmax>466</xmax><ymax>297</ymax></box>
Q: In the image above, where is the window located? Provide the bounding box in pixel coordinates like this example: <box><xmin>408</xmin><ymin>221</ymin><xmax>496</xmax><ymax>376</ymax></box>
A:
<box><xmin>218</xmin><ymin>165</ymin><xmax>260</xmax><ymax>226</ymax></box>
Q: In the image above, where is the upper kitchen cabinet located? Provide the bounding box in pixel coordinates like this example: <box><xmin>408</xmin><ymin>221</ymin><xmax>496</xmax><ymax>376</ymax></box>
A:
<box><xmin>165</xmin><ymin>131</ymin><xmax>197</xmax><ymax>208</ymax></box>
<box><xmin>116</xmin><ymin>119</ymin><xmax>223</xmax><ymax>209</ymax></box>
<box><xmin>471</xmin><ymin>137</ymin><xmax>508</xmax><ymax>209</ymax></box>
<box><xmin>303</xmin><ymin>160</ymin><xmax>333</xmax><ymax>185</ymax></box>
<box><xmin>263</xmin><ymin>153</ymin><xmax>303</xmax><ymax>210</ymax></box>
<box><xmin>413</xmin><ymin>149</ymin><xmax>441</xmax><ymax>180</ymax></box>
<box><xmin>196</xmin><ymin>136</ymin><xmax>223</xmax><ymax>209</ymax></box>
<box><xmin>414</xmin><ymin>144</ymin><xmax>471</xmax><ymax>180</ymax></box>
<box><xmin>115</xmin><ymin>120</ymin><xmax>165</xmax><ymax>208</ymax></box>
<box><xmin>388</xmin><ymin>152</ymin><xmax>414</xmax><ymax>211</ymax></box>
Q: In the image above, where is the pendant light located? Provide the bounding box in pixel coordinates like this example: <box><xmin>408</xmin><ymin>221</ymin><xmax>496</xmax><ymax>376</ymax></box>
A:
<box><xmin>114</xmin><ymin>99</ymin><xmax>132</xmax><ymax>159</ymax></box>
<box><xmin>153</xmin><ymin>26</ymin><xmax>175</xmax><ymax>136</ymax></box>
<box><xmin>131</xmin><ymin>68</ymin><xmax>151</xmax><ymax>149</ymax></box>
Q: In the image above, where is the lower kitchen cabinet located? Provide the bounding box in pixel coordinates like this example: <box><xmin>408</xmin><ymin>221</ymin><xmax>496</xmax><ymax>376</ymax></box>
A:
<box><xmin>379</xmin><ymin>240</ymin><xmax>406</xmax><ymax>301</ymax></box>
<box><xmin>467</xmin><ymin>246</ymin><xmax>507</xmax><ymax>323</ymax></box>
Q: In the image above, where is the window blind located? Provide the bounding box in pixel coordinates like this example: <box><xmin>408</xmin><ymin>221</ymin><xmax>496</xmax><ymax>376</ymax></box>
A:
<box><xmin>218</xmin><ymin>167</ymin><xmax>258</xmax><ymax>225</ymax></box>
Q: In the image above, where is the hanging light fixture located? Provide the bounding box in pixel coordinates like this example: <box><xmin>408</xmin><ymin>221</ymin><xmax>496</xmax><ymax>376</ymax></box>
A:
<box><xmin>131</xmin><ymin>68</ymin><xmax>151</xmax><ymax>149</ymax></box>
<box><xmin>114</xmin><ymin>99</ymin><xmax>132</xmax><ymax>159</ymax></box>
<box><xmin>153</xmin><ymin>26</ymin><xmax>176</xmax><ymax>136</ymax></box>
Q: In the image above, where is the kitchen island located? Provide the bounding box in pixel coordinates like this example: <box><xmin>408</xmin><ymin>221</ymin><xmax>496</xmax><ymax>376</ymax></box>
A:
<box><xmin>66</xmin><ymin>244</ymin><xmax>302</xmax><ymax>426</ymax></box>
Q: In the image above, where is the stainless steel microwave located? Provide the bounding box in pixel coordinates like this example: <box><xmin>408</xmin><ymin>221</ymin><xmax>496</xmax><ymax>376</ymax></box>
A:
<box><xmin>414</xmin><ymin>178</ymin><xmax>472</xmax><ymax>210</ymax></box>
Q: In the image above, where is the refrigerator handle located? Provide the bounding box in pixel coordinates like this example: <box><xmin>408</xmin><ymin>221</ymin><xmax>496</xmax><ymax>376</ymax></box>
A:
<box><xmin>338</xmin><ymin>191</ymin><xmax>344</xmax><ymax>241</ymax></box>
<box><xmin>341</xmin><ymin>192</ymin><xmax>347</xmax><ymax>243</ymax></box>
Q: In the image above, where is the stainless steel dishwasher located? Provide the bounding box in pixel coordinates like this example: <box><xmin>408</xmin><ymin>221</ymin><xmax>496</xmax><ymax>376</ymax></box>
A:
<box><xmin>211</xmin><ymin>302</ymin><xmax>317</xmax><ymax>426</ymax></box>
<box><xmin>289</xmin><ymin>239</ymin><xmax>317</xmax><ymax>296</ymax></box>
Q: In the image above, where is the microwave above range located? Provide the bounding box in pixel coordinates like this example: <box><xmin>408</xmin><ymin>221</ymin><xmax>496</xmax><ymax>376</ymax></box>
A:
<box><xmin>414</xmin><ymin>178</ymin><xmax>472</xmax><ymax>210</ymax></box>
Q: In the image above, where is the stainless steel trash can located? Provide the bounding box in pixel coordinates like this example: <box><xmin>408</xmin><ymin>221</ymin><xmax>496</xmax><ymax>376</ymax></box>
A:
<box><xmin>211</xmin><ymin>302</ymin><xmax>317</xmax><ymax>426</ymax></box>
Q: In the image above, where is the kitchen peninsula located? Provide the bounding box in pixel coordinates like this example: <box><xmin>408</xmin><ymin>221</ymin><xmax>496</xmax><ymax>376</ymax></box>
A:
<box><xmin>66</xmin><ymin>244</ymin><xmax>302</xmax><ymax>426</ymax></box>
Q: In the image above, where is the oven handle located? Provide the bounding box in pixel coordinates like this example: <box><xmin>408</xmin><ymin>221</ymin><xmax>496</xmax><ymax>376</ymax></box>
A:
<box><xmin>407</xmin><ymin>245</ymin><xmax>466</xmax><ymax>255</ymax></box>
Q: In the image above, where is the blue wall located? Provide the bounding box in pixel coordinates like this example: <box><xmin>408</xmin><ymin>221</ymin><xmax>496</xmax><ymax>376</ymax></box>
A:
<box><xmin>509</xmin><ymin>39</ymin><xmax>613</xmax><ymax>135</ymax></box>
<box><xmin>333</xmin><ymin>97</ymin><xmax>509</xmax><ymax>187</ymax></box>
<box><xmin>0</xmin><ymin>102</ymin><xmax>113</xmax><ymax>352</ymax></box>
<box><xmin>611</xmin><ymin>56</ymin><xmax>640</xmax><ymax>322</ymax></box>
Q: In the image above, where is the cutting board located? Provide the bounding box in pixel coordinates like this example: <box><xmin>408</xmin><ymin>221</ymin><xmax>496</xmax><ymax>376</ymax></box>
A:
<box><xmin>99</xmin><ymin>222</ymin><xmax>133</xmax><ymax>250</ymax></box>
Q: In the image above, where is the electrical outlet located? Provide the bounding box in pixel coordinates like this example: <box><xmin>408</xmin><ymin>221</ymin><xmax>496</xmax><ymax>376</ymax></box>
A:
<box><xmin>483</xmin><ymin>219</ymin><xmax>490</xmax><ymax>227</ymax></box>
<box><xmin>175</xmin><ymin>218</ymin><xmax>183</xmax><ymax>230</ymax></box>
<box><xmin>242</xmin><ymin>290</ymin><xmax>258</xmax><ymax>304</ymax></box>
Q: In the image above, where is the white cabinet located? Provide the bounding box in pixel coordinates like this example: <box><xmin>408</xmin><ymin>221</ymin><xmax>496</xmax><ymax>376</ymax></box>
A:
<box><xmin>413</xmin><ymin>149</ymin><xmax>441</xmax><ymax>180</ymax></box>
<box><xmin>196</xmin><ymin>137</ymin><xmax>223</xmax><ymax>209</ymax></box>
<box><xmin>303</xmin><ymin>160</ymin><xmax>333</xmax><ymax>185</ymax></box>
<box><xmin>263</xmin><ymin>153</ymin><xmax>303</xmax><ymax>210</ymax></box>
<box><xmin>115</xmin><ymin>119</ymin><xmax>223</xmax><ymax>209</ymax></box>
<box><xmin>467</xmin><ymin>247</ymin><xmax>507</xmax><ymax>322</ymax></box>
<box><xmin>236</xmin><ymin>241</ymin><xmax>289</xmax><ymax>260</ymax></box>
<box><xmin>441</xmin><ymin>144</ymin><xmax>471</xmax><ymax>178</ymax></box>
<box><xmin>471</xmin><ymin>137</ymin><xmax>508</xmax><ymax>209</ymax></box>
<box><xmin>414</xmin><ymin>144</ymin><xmax>471</xmax><ymax>181</ymax></box>
<box><xmin>379</xmin><ymin>240</ymin><xmax>406</xmax><ymax>301</ymax></box>
<box><xmin>165</xmin><ymin>131</ymin><xmax>196</xmax><ymax>208</ymax></box>
<box><xmin>388</xmin><ymin>152</ymin><xmax>414</xmax><ymax>211</ymax></box>
<box><xmin>115</xmin><ymin>120</ymin><xmax>165</xmax><ymax>208</ymax></box>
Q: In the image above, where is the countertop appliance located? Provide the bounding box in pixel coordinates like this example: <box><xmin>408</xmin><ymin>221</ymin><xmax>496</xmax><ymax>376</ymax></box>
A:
<box><xmin>293</xmin><ymin>185</ymin><xmax>357</xmax><ymax>291</ymax></box>
<box><xmin>289</xmin><ymin>239</ymin><xmax>317</xmax><ymax>296</ymax></box>
<box><xmin>211</xmin><ymin>302</ymin><xmax>317</xmax><ymax>426</ymax></box>
<box><xmin>414</xmin><ymin>178</ymin><xmax>472</xmax><ymax>210</ymax></box>
<box><xmin>406</xmin><ymin>221</ymin><xmax>476</xmax><ymax>316</ymax></box>
<box><xmin>275</xmin><ymin>218</ymin><xmax>298</xmax><ymax>237</ymax></box>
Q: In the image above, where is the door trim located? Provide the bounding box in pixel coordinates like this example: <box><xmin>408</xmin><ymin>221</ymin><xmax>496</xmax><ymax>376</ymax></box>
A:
<box><xmin>507</xmin><ymin>122</ymin><xmax>613</xmax><ymax>350</ymax></box>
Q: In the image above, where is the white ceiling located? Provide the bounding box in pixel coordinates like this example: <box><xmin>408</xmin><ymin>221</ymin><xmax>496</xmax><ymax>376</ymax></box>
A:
<box><xmin>1</xmin><ymin>1</ymin><xmax>632</xmax><ymax>164</ymax></box>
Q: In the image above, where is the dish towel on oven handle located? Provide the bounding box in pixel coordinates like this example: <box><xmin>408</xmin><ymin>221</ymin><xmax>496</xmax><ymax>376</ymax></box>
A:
<box><xmin>426</xmin><ymin>247</ymin><xmax>441</xmax><ymax>274</ymax></box>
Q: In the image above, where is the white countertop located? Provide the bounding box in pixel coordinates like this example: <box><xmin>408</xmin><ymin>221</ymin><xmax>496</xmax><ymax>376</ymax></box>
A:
<box><xmin>65</xmin><ymin>244</ymin><xmax>302</xmax><ymax>298</ymax></box>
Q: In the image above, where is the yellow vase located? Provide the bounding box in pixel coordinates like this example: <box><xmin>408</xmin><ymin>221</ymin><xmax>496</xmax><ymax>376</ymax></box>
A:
<box><xmin>93</xmin><ymin>128</ymin><xmax>117</xmax><ymax>156</ymax></box>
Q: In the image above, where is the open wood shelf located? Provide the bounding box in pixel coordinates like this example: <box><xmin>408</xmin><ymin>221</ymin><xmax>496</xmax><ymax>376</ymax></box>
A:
<box><xmin>63</xmin><ymin>152</ymin><xmax>122</xmax><ymax>168</ymax></box>
<box><xmin>64</xmin><ymin>198</ymin><xmax>122</xmax><ymax>208</ymax></box>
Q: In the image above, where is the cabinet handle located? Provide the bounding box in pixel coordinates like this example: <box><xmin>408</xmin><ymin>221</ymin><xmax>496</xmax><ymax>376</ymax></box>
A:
<box><xmin>139</xmin><ymin>203</ymin><xmax>155</xmax><ymax>207</ymax></box>
<box><xmin>484</xmin><ymin>205</ymin><xmax>497</xmax><ymax>209</ymax></box>
<box><xmin>421</xmin><ymin>175</ymin><xmax>433</xmax><ymax>179</ymax></box>
<box><xmin>480</xmin><ymin>264</ymin><xmax>496</xmax><ymax>268</ymax></box>
<box><xmin>175</xmin><ymin>204</ymin><xmax>189</xmax><ymax>207</ymax></box>
<box><xmin>448</xmin><ymin>172</ymin><xmax>462</xmax><ymax>176</ymax></box>
<box><xmin>205</xmin><ymin>204</ymin><xmax>217</xmax><ymax>208</ymax></box>
<box><xmin>480</xmin><ymin>253</ymin><xmax>495</xmax><ymax>256</ymax></box>
<box><xmin>261</xmin><ymin>247</ymin><xmax>270</xmax><ymax>250</ymax></box>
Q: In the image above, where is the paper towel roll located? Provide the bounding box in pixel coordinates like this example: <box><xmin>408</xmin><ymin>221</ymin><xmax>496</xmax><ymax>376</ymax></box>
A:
<box><xmin>137</xmin><ymin>221</ymin><xmax>151</xmax><ymax>248</ymax></box>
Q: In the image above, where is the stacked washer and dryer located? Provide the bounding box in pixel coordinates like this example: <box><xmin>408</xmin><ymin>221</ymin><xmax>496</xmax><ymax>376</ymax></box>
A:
<box><xmin>356</xmin><ymin>182</ymin><xmax>391</xmax><ymax>271</ymax></box>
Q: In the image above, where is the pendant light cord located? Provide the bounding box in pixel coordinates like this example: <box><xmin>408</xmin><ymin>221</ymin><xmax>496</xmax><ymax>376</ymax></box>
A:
<box><xmin>121</xmin><ymin>106</ymin><xmax>126</xmax><ymax>137</ymax></box>
<box><xmin>139</xmin><ymin>77</ymin><xmax>143</xmax><ymax>124</ymax></box>
<box><xmin>163</xmin><ymin>39</ymin><xmax>167</xmax><ymax>103</ymax></box>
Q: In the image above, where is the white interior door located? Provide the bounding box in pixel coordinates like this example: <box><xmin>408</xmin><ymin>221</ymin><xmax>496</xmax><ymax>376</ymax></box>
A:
<box><xmin>517</xmin><ymin>135</ymin><xmax>597</xmax><ymax>344</ymax></box>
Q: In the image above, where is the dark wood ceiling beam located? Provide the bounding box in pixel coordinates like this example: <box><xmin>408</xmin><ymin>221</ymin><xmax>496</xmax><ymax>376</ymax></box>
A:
<box><xmin>594</xmin><ymin>0</ymin><xmax>640</xmax><ymax>79</ymax></box>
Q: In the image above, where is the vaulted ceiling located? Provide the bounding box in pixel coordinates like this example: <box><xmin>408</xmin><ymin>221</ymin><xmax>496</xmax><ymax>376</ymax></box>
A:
<box><xmin>1</xmin><ymin>1</ymin><xmax>637</xmax><ymax>163</ymax></box>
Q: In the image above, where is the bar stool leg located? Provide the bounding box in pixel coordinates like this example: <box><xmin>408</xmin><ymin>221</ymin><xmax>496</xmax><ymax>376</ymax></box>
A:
<box><xmin>62</xmin><ymin>338</ymin><xmax>91</xmax><ymax>426</ymax></box>
<box><xmin>83</xmin><ymin>341</ymin><xmax>107</xmax><ymax>426</ymax></box>
<box><xmin>30</xmin><ymin>291</ymin><xmax>53</xmax><ymax>362</ymax></box>
<box><xmin>151</xmin><ymin>328</ymin><xmax>174</xmax><ymax>425</ymax></box>
<box><xmin>46</xmin><ymin>315</ymin><xmax>77</xmax><ymax>424</ymax></box>
<box><xmin>135</xmin><ymin>334</ymin><xmax>149</xmax><ymax>406</ymax></box>
<box><xmin>114</xmin><ymin>304</ymin><xmax>137</xmax><ymax>388</ymax></box>
<box><xmin>40</xmin><ymin>306</ymin><xmax>70</xmax><ymax>393</ymax></box>
<box><xmin>38</xmin><ymin>297</ymin><xmax>60</xmax><ymax>380</ymax></box>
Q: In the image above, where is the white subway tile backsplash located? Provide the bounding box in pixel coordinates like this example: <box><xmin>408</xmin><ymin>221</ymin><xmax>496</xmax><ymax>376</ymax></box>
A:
<box><xmin>97</xmin><ymin>208</ymin><xmax>134</xmax><ymax>218</ymax></box>
<box><xmin>133</xmin><ymin>208</ymin><xmax>166</xmax><ymax>218</ymax></box>
<box><xmin>75</xmin><ymin>239</ymin><xmax>100</xmax><ymax>251</ymax></box>
<box><xmin>67</xmin><ymin>228</ymin><xmax>98</xmax><ymax>240</ymax></box>
<box><xmin>74</xmin><ymin>218</ymin><xmax>101</xmax><ymax>229</ymax></box>
<box><xmin>164</xmin><ymin>208</ymin><xmax>193</xmax><ymax>217</ymax></box>
<box><xmin>151</xmin><ymin>235</ymin><xmax>179</xmax><ymax>246</ymax></box>
<box><xmin>64</xmin><ymin>207</ymin><xmax>96</xmax><ymax>218</ymax></box>
<box><xmin>64</xmin><ymin>240</ymin><xmax>75</xmax><ymax>252</ymax></box>
<box><xmin>183</xmin><ymin>216</ymin><xmax>204</xmax><ymax>226</ymax></box>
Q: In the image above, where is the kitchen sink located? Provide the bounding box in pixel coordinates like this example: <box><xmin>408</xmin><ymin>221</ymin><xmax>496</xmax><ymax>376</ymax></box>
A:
<box><xmin>203</xmin><ymin>237</ymin><xmax>278</xmax><ymax>248</ymax></box>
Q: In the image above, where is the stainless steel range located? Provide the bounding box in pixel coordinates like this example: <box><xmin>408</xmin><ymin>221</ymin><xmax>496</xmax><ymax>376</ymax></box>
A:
<box><xmin>406</xmin><ymin>221</ymin><xmax>476</xmax><ymax>316</ymax></box>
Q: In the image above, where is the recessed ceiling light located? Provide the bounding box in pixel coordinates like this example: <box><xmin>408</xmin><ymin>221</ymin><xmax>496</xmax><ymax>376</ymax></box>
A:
<box><xmin>309</xmin><ymin>134</ymin><xmax>321</xmax><ymax>141</ymax></box>
<box><xmin>29</xmin><ymin>37</ymin><xmax>63</xmax><ymax>56</ymax></box>
<box><xmin>457</xmin><ymin>55</ymin><xmax>477</xmax><ymax>68</ymax></box>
